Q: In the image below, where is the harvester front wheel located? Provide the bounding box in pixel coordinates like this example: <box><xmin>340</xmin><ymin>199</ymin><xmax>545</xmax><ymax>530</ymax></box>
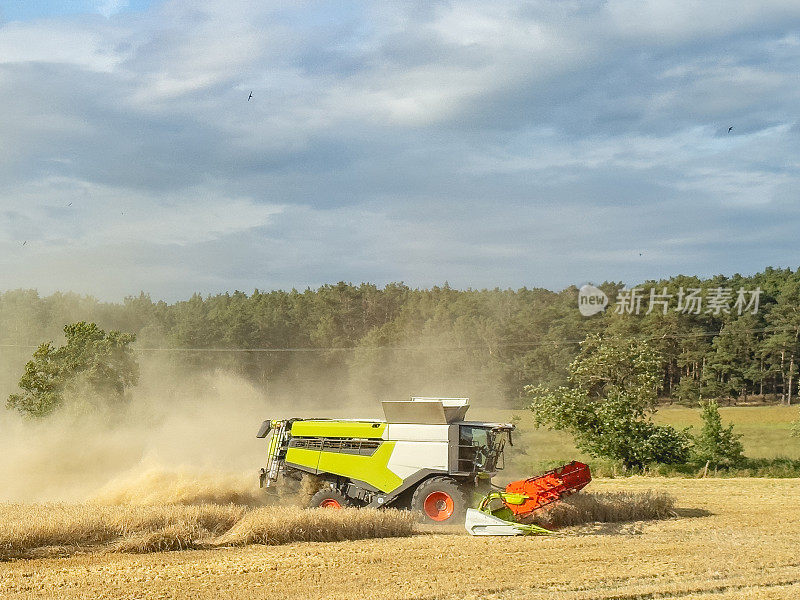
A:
<box><xmin>411</xmin><ymin>477</ymin><xmax>467</xmax><ymax>525</ymax></box>
<box><xmin>310</xmin><ymin>488</ymin><xmax>349</xmax><ymax>509</ymax></box>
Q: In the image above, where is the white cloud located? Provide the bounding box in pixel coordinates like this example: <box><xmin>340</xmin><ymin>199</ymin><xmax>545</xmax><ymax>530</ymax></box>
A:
<box><xmin>97</xmin><ymin>0</ymin><xmax>128</xmax><ymax>18</ymax></box>
<box><xmin>0</xmin><ymin>20</ymin><xmax>126</xmax><ymax>72</ymax></box>
<box><xmin>0</xmin><ymin>178</ymin><xmax>283</xmax><ymax>247</ymax></box>
<box><xmin>1</xmin><ymin>0</ymin><xmax>800</xmax><ymax>298</ymax></box>
<box><xmin>604</xmin><ymin>0</ymin><xmax>800</xmax><ymax>42</ymax></box>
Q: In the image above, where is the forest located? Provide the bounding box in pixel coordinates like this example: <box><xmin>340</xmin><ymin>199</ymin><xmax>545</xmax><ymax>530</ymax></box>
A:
<box><xmin>1</xmin><ymin>266</ymin><xmax>799</xmax><ymax>408</ymax></box>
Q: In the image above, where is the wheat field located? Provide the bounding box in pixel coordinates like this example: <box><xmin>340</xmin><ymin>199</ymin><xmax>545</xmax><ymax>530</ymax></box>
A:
<box><xmin>0</xmin><ymin>490</ymin><xmax>664</xmax><ymax>558</ymax></box>
<box><xmin>1</xmin><ymin>478</ymin><xmax>798</xmax><ymax>599</ymax></box>
<box><xmin>530</xmin><ymin>489</ymin><xmax>676</xmax><ymax>529</ymax></box>
<box><xmin>0</xmin><ymin>505</ymin><xmax>415</xmax><ymax>558</ymax></box>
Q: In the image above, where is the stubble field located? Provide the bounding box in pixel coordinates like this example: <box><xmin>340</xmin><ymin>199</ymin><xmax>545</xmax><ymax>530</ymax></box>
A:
<box><xmin>1</xmin><ymin>477</ymin><xmax>799</xmax><ymax>600</ymax></box>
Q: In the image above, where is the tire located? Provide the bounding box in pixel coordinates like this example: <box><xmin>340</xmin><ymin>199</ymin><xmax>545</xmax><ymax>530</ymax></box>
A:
<box><xmin>309</xmin><ymin>488</ymin><xmax>349</xmax><ymax>509</ymax></box>
<box><xmin>410</xmin><ymin>476</ymin><xmax>467</xmax><ymax>525</ymax></box>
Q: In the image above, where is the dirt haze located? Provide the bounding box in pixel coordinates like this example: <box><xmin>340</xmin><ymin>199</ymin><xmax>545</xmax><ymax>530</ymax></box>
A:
<box><xmin>0</xmin><ymin>335</ymin><xmax>510</xmax><ymax>505</ymax></box>
<box><xmin>0</xmin><ymin>359</ymin><xmax>303</xmax><ymax>503</ymax></box>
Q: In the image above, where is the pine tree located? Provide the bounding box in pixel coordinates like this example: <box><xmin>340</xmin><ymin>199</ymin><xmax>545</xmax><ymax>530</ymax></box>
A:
<box><xmin>692</xmin><ymin>400</ymin><xmax>745</xmax><ymax>466</ymax></box>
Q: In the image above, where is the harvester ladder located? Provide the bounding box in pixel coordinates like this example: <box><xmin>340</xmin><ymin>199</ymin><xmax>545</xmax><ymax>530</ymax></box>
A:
<box><xmin>264</xmin><ymin>420</ymin><xmax>287</xmax><ymax>487</ymax></box>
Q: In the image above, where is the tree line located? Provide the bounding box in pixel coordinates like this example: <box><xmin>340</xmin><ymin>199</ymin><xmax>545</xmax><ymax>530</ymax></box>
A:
<box><xmin>1</xmin><ymin>266</ymin><xmax>800</xmax><ymax>406</ymax></box>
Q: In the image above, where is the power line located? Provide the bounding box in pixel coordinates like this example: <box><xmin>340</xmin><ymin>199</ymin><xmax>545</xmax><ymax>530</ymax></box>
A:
<box><xmin>132</xmin><ymin>325</ymin><xmax>800</xmax><ymax>352</ymax></box>
<box><xmin>0</xmin><ymin>325</ymin><xmax>795</xmax><ymax>354</ymax></box>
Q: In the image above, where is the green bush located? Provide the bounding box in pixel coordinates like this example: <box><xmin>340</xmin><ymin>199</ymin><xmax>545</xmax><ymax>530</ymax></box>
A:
<box><xmin>691</xmin><ymin>400</ymin><xmax>745</xmax><ymax>467</ymax></box>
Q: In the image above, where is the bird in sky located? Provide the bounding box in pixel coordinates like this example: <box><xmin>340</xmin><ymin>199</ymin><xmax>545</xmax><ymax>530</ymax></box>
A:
<box><xmin>248</xmin><ymin>91</ymin><xmax>253</xmax><ymax>101</ymax></box>
<box><xmin>728</xmin><ymin>126</ymin><xmax>733</xmax><ymax>133</ymax></box>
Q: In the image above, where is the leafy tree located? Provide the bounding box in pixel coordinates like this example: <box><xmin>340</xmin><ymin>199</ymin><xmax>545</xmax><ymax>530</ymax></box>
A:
<box><xmin>5</xmin><ymin>342</ymin><xmax>62</xmax><ymax>417</ymax></box>
<box><xmin>527</xmin><ymin>334</ymin><xmax>691</xmax><ymax>468</ymax></box>
<box><xmin>692</xmin><ymin>400</ymin><xmax>745</xmax><ymax>466</ymax></box>
<box><xmin>7</xmin><ymin>322</ymin><xmax>139</xmax><ymax>417</ymax></box>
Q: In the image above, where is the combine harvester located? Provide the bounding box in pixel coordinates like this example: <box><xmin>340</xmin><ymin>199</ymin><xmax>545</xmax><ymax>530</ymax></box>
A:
<box><xmin>257</xmin><ymin>397</ymin><xmax>591</xmax><ymax>535</ymax></box>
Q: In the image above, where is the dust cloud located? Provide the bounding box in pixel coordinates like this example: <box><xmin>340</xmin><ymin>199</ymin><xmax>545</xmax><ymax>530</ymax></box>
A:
<box><xmin>0</xmin><ymin>340</ymin><xmax>506</xmax><ymax>504</ymax></box>
<box><xmin>0</xmin><ymin>359</ymin><xmax>326</xmax><ymax>504</ymax></box>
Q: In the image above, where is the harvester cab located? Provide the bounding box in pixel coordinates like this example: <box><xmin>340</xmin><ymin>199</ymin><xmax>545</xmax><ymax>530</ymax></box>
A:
<box><xmin>257</xmin><ymin>397</ymin><xmax>514</xmax><ymax>524</ymax></box>
<box><xmin>257</xmin><ymin>397</ymin><xmax>591</xmax><ymax>531</ymax></box>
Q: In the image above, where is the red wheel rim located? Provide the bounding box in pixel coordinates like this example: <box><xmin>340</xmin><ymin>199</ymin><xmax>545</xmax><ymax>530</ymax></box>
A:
<box><xmin>319</xmin><ymin>498</ymin><xmax>342</xmax><ymax>509</ymax></box>
<box><xmin>423</xmin><ymin>491</ymin><xmax>454</xmax><ymax>521</ymax></box>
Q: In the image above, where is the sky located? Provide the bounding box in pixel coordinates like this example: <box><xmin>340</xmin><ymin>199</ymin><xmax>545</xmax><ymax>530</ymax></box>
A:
<box><xmin>1</xmin><ymin>1</ymin><xmax>799</xmax><ymax>301</ymax></box>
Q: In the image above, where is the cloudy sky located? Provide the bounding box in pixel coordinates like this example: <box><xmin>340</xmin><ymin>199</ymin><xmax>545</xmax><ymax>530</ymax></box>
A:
<box><xmin>1</xmin><ymin>1</ymin><xmax>799</xmax><ymax>301</ymax></box>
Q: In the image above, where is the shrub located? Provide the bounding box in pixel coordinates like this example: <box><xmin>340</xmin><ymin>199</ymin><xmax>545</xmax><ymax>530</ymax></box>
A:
<box><xmin>691</xmin><ymin>400</ymin><xmax>745</xmax><ymax>467</ymax></box>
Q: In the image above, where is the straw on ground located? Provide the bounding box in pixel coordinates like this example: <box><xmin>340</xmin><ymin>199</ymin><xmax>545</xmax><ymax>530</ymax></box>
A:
<box><xmin>1</xmin><ymin>489</ymin><xmax>673</xmax><ymax>558</ymax></box>
<box><xmin>0</xmin><ymin>504</ymin><xmax>415</xmax><ymax>558</ymax></box>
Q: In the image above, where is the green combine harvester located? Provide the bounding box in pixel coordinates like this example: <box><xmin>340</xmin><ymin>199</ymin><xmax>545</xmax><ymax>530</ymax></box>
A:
<box><xmin>257</xmin><ymin>397</ymin><xmax>591</xmax><ymax>531</ymax></box>
<box><xmin>257</xmin><ymin>397</ymin><xmax>513</xmax><ymax>524</ymax></box>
